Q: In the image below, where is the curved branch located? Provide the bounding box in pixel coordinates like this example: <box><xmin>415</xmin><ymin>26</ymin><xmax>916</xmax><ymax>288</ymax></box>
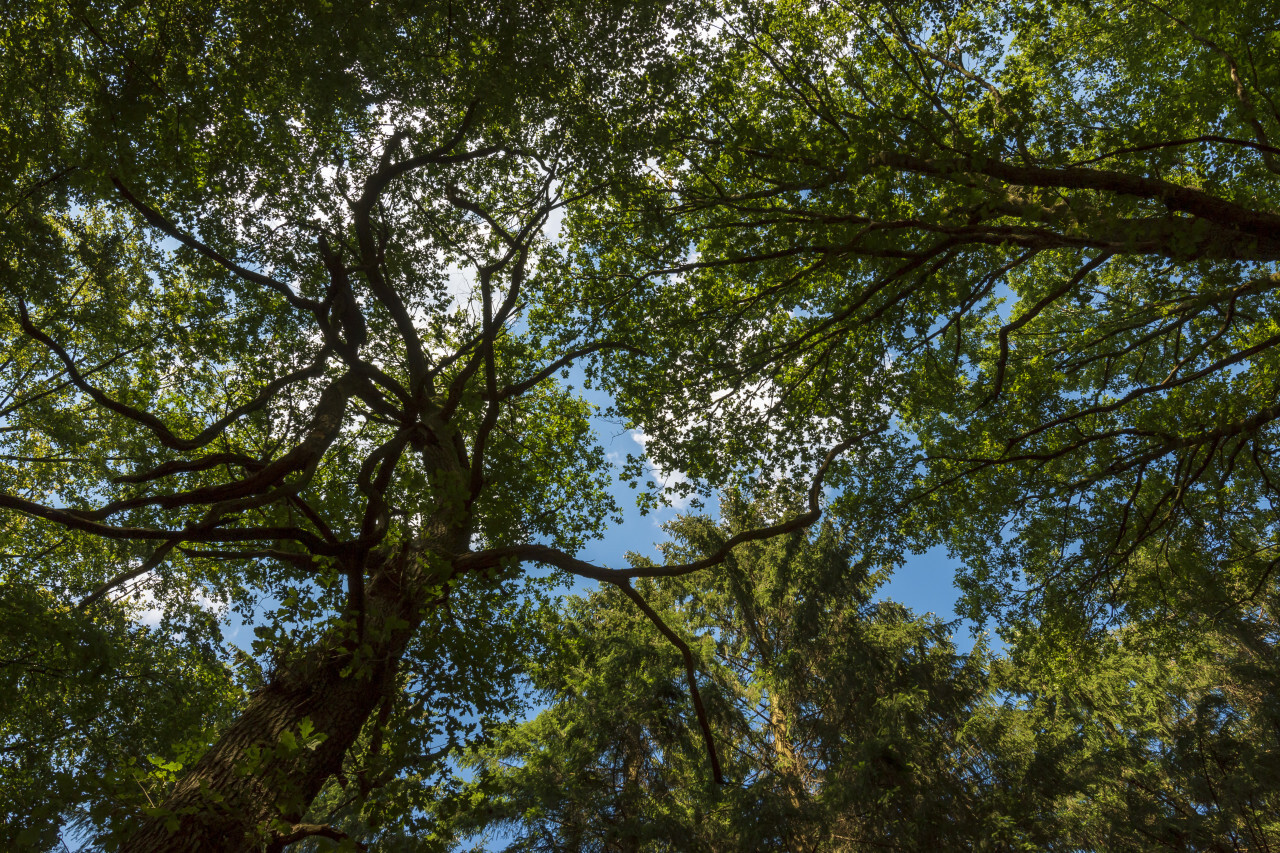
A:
<box><xmin>76</xmin><ymin>487</ymin><xmax>349</xmax><ymax>608</ymax></box>
<box><xmin>359</xmin><ymin>100</ymin><xmax>498</xmax><ymax>202</ymax></box>
<box><xmin>454</xmin><ymin>432</ymin><xmax>877</xmax><ymax>788</ymax></box>
<box><xmin>446</xmin><ymin>184</ymin><xmax>516</xmax><ymax>247</ymax></box>
<box><xmin>1130</xmin><ymin>0</ymin><xmax>1280</xmax><ymax>174</ymax></box>
<box><xmin>2</xmin><ymin>165</ymin><xmax>78</xmax><ymax>218</ymax></box>
<box><xmin>78</xmin><ymin>537</ymin><xmax>182</xmax><ymax>609</ymax></box>
<box><xmin>0</xmin><ymin>484</ymin><xmax>345</xmax><ymax>558</ymax></box>
<box><xmin>440</xmin><ymin>182</ymin><xmax>557</xmax><ymax>420</ymax></box>
<box><xmin>268</xmin><ymin>823</ymin><xmax>365</xmax><ymax>853</ymax></box>
<box><xmin>110</xmin><ymin>177</ymin><xmax>323</xmax><ymax>314</ymax></box>
<box><xmin>349</xmin><ymin>204</ymin><xmax>426</xmax><ymax>386</ymax></box>
<box><xmin>17</xmin><ymin>299</ymin><xmax>197</xmax><ymax>451</ymax></box>
<box><xmin>0</xmin><ymin>489</ymin><xmax>337</xmax><ymax>554</ymax></box>
<box><xmin>0</xmin><ymin>490</ymin><xmax>176</xmax><ymax>541</ymax></box>
<box><xmin>71</xmin><ymin>373</ymin><xmax>357</xmax><ymax>519</ymax></box>
<box><xmin>465</xmin><ymin>266</ymin><xmax>499</xmax><ymax>504</ymax></box>
<box><xmin>0</xmin><ymin>339</ymin><xmax>157</xmax><ymax>420</ymax></box>
<box><xmin>18</xmin><ymin>301</ymin><xmax>333</xmax><ymax>453</ymax></box>
<box><xmin>465</xmin><ymin>251</ymin><xmax>529</xmax><ymax>505</ymax></box>
<box><xmin>870</xmin><ymin>150</ymin><xmax>1280</xmax><ymax>241</ymax></box>
<box><xmin>350</xmin><ymin>111</ymin><xmax>508</xmax><ymax>390</ymax></box>
<box><xmin>980</xmin><ymin>251</ymin><xmax>1113</xmax><ymax>408</ymax></box>
<box><xmin>349</xmin><ymin>430</ymin><xmax>413</xmax><ymax>634</ymax></box>
<box><xmin>494</xmin><ymin>341</ymin><xmax>646</xmax><ymax>402</ymax></box>
<box><xmin>179</xmin><ymin>547</ymin><xmax>320</xmax><ymax>570</ymax></box>
<box><xmin>1069</xmin><ymin>134</ymin><xmax>1280</xmax><ymax>167</ymax></box>
<box><xmin>456</xmin><ymin>429</ymin><xmax>878</xmax><ymax>582</ymax></box>
<box><xmin>1006</xmin><ymin>330</ymin><xmax>1280</xmax><ymax>451</ymax></box>
<box><xmin>112</xmin><ymin>452</ymin><xmax>263</xmax><ymax>486</ymax></box>
<box><xmin>617</xmin><ymin>581</ymin><xmax>724</xmax><ymax>785</ymax></box>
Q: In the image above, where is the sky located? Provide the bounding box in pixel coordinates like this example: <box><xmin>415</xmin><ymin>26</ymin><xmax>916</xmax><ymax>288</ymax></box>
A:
<box><xmin>205</xmin><ymin>191</ymin><xmax>981</xmax><ymax>654</ymax></box>
<box><xmin>212</xmin><ymin>398</ymin><xmax>977</xmax><ymax>652</ymax></box>
<box><xmin>521</xmin><ymin>190</ymin><xmax>971</xmax><ymax>636</ymax></box>
<box><xmin>564</xmin><ymin>377</ymin><xmax>977</xmax><ymax>643</ymax></box>
<box><xmin>106</xmin><ymin>141</ymin><xmax>984</xmax><ymax>852</ymax></box>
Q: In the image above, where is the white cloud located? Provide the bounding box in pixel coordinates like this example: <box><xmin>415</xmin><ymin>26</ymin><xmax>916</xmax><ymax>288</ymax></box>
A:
<box><xmin>630</xmin><ymin>427</ymin><xmax>692</xmax><ymax>509</ymax></box>
<box><xmin>444</xmin><ymin>262</ymin><xmax>476</xmax><ymax>314</ymax></box>
<box><xmin>542</xmin><ymin>202</ymin><xmax>565</xmax><ymax>245</ymax></box>
<box><xmin>126</xmin><ymin>581</ymin><xmax>222</xmax><ymax>629</ymax></box>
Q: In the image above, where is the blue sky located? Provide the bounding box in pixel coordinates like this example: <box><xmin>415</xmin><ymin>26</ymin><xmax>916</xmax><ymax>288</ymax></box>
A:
<box><xmin>566</xmin><ymin>374</ymin><xmax>977</xmax><ymax>644</ymax></box>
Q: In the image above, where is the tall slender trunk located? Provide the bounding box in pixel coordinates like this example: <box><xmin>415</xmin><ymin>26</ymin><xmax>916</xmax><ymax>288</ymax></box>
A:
<box><xmin>770</xmin><ymin>699</ymin><xmax>816</xmax><ymax>853</ymax></box>
<box><xmin>122</xmin><ymin>537</ymin><xmax>458</xmax><ymax>853</ymax></box>
<box><xmin>615</xmin><ymin>726</ymin><xmax>645</xmax><ymax>853</ymax></box>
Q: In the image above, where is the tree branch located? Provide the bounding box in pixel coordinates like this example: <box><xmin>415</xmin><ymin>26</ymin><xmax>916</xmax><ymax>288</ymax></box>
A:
<box><xmin>268</xmin><ymin>823</ymin><xmax>365</xmax><ymax>853</ymax></box>
<box><xmin>0</xmin><ymin>488</ymin><xmax>340</xmax><ymax>553</ymax></box>
<box><xmin>980</xmin><ymin>251</ymin><xmax>1113</xmax><ymax>408</ymax></box>
<box><xmin>70</xmin><ymin>374</ymin><xmax>357</xmax><ymax>519</ymax></box>
<box><xmin>110</xmin><ymin>177</ymin><xmax>323</xmax><ymax>314</ymax></box>
<box><xmin>78</xmin><ymin>537</ymin><xmax>182</xmax><ymax>609</ymax></box>
<box><xmin>1068</xmin><ymin>134</ymin><xmax>1280</xmax><ymax>167</ymax></box>
<box><xmin>2</xmin><ymin>165</ymin><xmax>78</xmax><ymax>218</ymax></box>
<box><xmin>870</xmin><ymin>150</ymin><xmax>1280</xmax><ymax>242</ymax></box>
<box><xmin>18</xmin><ymin>301</ymin><xmax>333</xmax><ymax>454</ymax></box>
<box><xmin>617</xmin><ymin>581</ymin><xmax>724</xmax><ymax>785</ymax></box>
<box><xmin>494</xmin><ymin>341</ymin><xmax>646</xmax><ymax>402</ymax></box>
<box><xmin>455</xmin><ymin>430</ymin><xmax>878</xmax><ymax>582</ymax></box>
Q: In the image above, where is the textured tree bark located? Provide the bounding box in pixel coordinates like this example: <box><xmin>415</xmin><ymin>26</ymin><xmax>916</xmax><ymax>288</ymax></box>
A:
<box><xmin>770</xmin><ymin>700</ymin><xmax>818</xmax><ymax>853</ymax></box>
<box><xmin>121</xmin><ymin>536</ymin><xmax>460</xmax><ymax>853</ymax></box>
<box><xmin>616</xmin><ymin>726</ymin><xmax>644</xmax><ymax>853</ymax></box>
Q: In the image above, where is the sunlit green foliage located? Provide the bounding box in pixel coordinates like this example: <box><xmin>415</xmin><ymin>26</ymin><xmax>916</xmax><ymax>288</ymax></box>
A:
<box><xmin>2</xmin><ymin>0</ymin><xmax>1278</xmax><ymax>848</ymax></box>
<box><xmin>443</xmin><ymin>501</ymin><xmax>1280</xmax><ymax>852</ymax></box>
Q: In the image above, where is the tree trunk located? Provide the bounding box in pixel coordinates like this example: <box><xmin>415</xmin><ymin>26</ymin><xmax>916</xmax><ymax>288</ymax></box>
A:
<box><xmin>121</xmin><ymin>539</ymin><xmax>455</xmax><ymax>853</ymax></box>
<box><xmin>770</xmin><ymin>700</ymin><xmax>816</xmax><ymax>853</ymax></box>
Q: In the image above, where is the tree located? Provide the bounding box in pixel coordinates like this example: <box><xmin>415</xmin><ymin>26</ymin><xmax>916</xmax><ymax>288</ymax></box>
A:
<box><xmin>3</xmin><ymin>0</ymin><xmax>1279</xmax><ymax>849</ymax></box>
<box><xmin>2</xmin><ymin>1</ymin><xmax>731</xmax><ymax>848</ymax></box>
<box><xmin>562</xmin><ymin>0</ymin><xmax>1280</xmax><ymax>634</ymax></box>
<box><xmin>979</xmin><ymin>541</ymin><xmax>1280</xmax><ymax>851</ymax></box>
<box><xmin>449</xmin><ymin>493</ymin><xmax>1035</xmax><ymax>852</ymax></box>
<box><xmin>454</xmin><ymin>501</ymin><xmax>1280</xmax><ymax>853</ymax></box>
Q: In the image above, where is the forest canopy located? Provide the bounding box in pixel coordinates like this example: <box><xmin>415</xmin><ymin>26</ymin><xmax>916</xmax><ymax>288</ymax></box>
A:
<box><xmin>2</xmin><ymin>0</ymin><xmax>1278</xmax><ymax>850</ymax></box>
